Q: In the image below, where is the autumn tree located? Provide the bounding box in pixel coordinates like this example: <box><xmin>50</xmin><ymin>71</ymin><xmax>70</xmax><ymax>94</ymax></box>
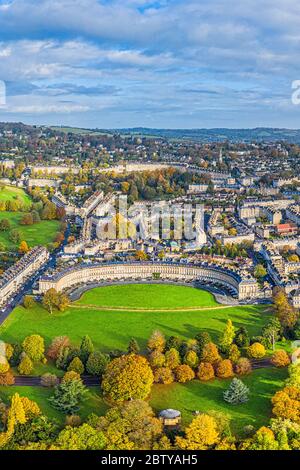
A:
<box><xmin>271</xmin><ymin>350</ymin><xmax>291</xmax><ymax>368</ymax></box>
<box><xmin>42</xmin><ymin>288</ymin><xmax>59</xmax><ymax>314</ymax></box>
<box><xmin>19</xmin><ymin>240</ymin><xmax>29</xmax><ymax>254</ymax></box>
<box><xmin>47</xmin><ymin>336</ymin><xmax>70</xmax><ymax>360</ymax></box>
<box><xmin>197</xmin><ymin>362</ymin><xmax>215</xmax><ymax>381</ymax></box>
<box><xmin>68</xmin><ymin>357</ymin><xmax>84</xmax><ymax>375</ymax></box>
<box><xmin>22</xmin><ymin>335</ymin><xmax>45</xmax><ymax>362</ymax></box>
<box><xmin>184</xmin><ymin>350</ymin><xmax>199</xmax><ymax>369</ymax></box>
<box><xmin>247</xmin><ymin>342</ymin><xmax>266</xmax><ymax>359</ymax></box>
<box><xmin>273</xmin><ymin>288</ymin><xmax>298</xmax><ymax>330</ymax></box>
<box><xmin>234</xmin><ymin>357</ymin><xmax>252</xmax><ymax>376</ymax></box>
<box><xmin>149</xmin><ymin>350</ymin><xmax>165</xmax><ymax>368</ymax></box>
<box><xmin>18</xmin><ymin>355</ymin><xmax>33</xmax><ymax>375</ymax></box>
<box><xmin>219</xmin><ymin>320</ymin><xmax>235</xmax><ymax>352</ymax></box>
<box><xmin>56</xmin><ymin>424</ymin><xmax>106</xmax><ymax>450</ymax></box>
<box><xmin>23</xmin><ymin>295</ymin><xmax>35</xmax><ymax>309</ymax></box>
<box><xmin>201</xmin><ymin>342</ymin><xmax>220</xmax><ymax>364</ymax></box>
<box><xmin>147</xmin><ymin>330</ymin><xmax>166</xmax><ymax>353</ymax></box>
<box><xmin>272</xmin><ymin>386</ymin><xmax>300</xmax><ymax>422</ymax></box>
<box><xmin>176</xmin><ymin>414</ymin><xmax>219</xmax><ymax>450</ymax></box>
<box><xmin>174</xmin><ymin>365</ymin><xmax>195</xmax><ymax>383</ymax></box>
<box><xmin>153</xmin><ymin>367</ymin><xmax>174</xmax><ymax>384</ymax></box>
<box><xmin>164</xmin><ymin>348</ymin><xmax>181</xmax><ymax>370</ymax></box>
<box><xmin>215</xmin><ymin>359</ymin><xmax>234</xmax><ymax>379</ymax></box>
<box><xmin>102</xmin><ymin>354</ymin><xmax>154</xmax><ymax>403</ymax></box>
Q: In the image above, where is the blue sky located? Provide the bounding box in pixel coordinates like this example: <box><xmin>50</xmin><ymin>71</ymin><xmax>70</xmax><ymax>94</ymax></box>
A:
<box><xmin>0</xmin><ymin>0</ymin><xmax>300</xmax><ymax>128</ymax></box>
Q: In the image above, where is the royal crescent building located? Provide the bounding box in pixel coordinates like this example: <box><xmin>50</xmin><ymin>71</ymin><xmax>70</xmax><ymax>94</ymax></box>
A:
<box><xmin>38</xmin><ymin>261</ymin><xmax>259</xmax><ymax>301</ymax></box>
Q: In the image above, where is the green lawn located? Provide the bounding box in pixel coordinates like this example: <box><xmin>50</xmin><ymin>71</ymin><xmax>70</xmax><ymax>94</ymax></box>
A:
<box><xmin>150</xmin><ymin>368</ymin><xmax>287</xmax><ymax>436</ymax></box>
<box><xmin>0</xmin><ymin>212</ymin><xmax>60</xmax><ymax>250</ymax></box>
<box><xmin>0</xmin><ymin>186</ymin><xmax>31</xmax><ymax>206</ymax></box>
<box><xmin>77</xmin><ymin>284</ymin><xmax>218</xmax><ymax>309</ymax></box>
<box><xmin>0</xmin><ymin>285</ymin><xmax>271</xmax><ymax>353</ymax></box>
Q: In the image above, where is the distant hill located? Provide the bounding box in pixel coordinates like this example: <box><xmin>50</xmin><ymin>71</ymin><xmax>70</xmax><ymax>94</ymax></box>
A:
<box><xmin>50</xmin><ymin>126</ymin><xmax>300</xmax><ymax>143</ymax></box>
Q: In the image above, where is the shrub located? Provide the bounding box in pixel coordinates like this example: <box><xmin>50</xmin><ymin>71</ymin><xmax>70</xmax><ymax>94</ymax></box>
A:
<box><xmin>18</xmin><ymin>355</ymin><xmax>33</xmax><ymax>375</ymax></box>
<box><xmin>0</xmin><ymin>372</ymin><xmax>15</xmax><ymax>386</ymax></box>
<box><xmin>174</xmin><ymin>365</ymin><xmax>195</xmax><ymax>383</ymax></box>
<box><xmin>0</xmin><ymin>360</ymin><xmax>10</xmax><ymax>374</ymax></box>
<box><xmin>247</xmin><ymin>342</ymin><xmax>266</xmax><ymax>359</ymax></box>
<box><xmin>164</xmin><ymin>348</ymin><xmax>181</xmax><ymax>370</ymax></box>
<box><xmin>41</xmin><ymin>373</ymin><xmax>59</xmax><ymax>387</ymax></box>
<box><xmin>153</xmin><ymin>367</ymin><xmax>174</xmax><ymax>384</ymax></box>
<box><xmin>67</xmin><ymin>357</ymin><xmax>84</xmax><ymax>375</ymax></box>
<box><xmin>147</xmin><ymin>330</ymin><xmax>166</xmax><ymax>352</ymax></box>
<box><xmin>215</xmin><ymin>359</ymin><xmax>234</xmax><ymax>379</ymax></box>
<box><xmin>5</xmin><ymin>343</ymin><xmax>14</xmax><ymax>361</ymax></box>
<box><xmin>228</xmin><ymin>344</ymin><xmax>241</xmax><ymax>363</ymax></box>
<box><xmin>65</xmin><ymin>415</ymin><xmax>82</xmax><ymax>427</ymax></box>
<box><xmin>197</xmin><ymin>362</ymin><xmax>215</xmax><ymax>381</ymax></box>
<box><xmin>271</xmin><ymin>350</ymin><xmax>291</xmax><ymax>368</ymax></box>
<box><xmin>234</xmin><ymin>357</ymin><xmax>252</xmax><ymax>376</ymax></box>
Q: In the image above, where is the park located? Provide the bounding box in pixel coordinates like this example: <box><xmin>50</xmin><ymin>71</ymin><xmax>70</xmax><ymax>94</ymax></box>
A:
<box><xmin>0</xmin><ymin>283</ymin><xmax>288</xmax><ymax>436</ymax></box>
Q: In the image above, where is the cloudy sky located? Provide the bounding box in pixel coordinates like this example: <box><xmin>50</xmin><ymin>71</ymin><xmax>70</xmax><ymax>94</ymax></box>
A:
<box><xmin>0</xmin><ymin>0</ymin><xmax>300</xmax><ymax>128</ymax></box>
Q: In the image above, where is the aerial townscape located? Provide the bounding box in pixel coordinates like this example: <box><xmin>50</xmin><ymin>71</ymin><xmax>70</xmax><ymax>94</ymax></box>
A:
<box><xmin>0</xmin><ymin>122</ymin><xmax>299</xmax><ymax>452</ymax></box>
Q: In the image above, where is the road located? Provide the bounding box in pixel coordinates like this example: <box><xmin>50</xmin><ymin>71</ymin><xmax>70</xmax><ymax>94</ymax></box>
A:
<box><xmin>14</xmin><ymin>375</ymin><xmax>100</xmax><ymax>387</ymax></box>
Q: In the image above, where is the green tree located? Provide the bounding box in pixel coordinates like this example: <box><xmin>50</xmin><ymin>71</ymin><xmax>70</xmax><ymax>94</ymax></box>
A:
<box><xmin>22</xmin><ymin>335</ymin><xmax>45</xmax><ymax>362</ymax></box>
<box><xmin>67</xmin><ymin>357</ymin><xmax>84</xmax><ymax>375</ymax></box>
<box><xmin>219</xmin><ymin>319</ymin><xmax>235</xmax><ymax>352</ymax></box>
<box><xmin>223</xmin><ymin>378</ymin><xmax>250</xmax><ymax>404</ymax></box>
<box><xmin>80</xmin><ymin>335</ymin><xmax>94</xmax><ymax>363</ymax></box>
<box><xmin>49</xmin><ymin>379</ymin><xmax>87</xmax><ymax>415</ymax></box>
<box><xmin>86</xmin><ymin>352</ymin><xmax>110</xmax><ymax>376</ymax></box>
<box><xmin>127</xmin><ymin>338</ymin><xmax>140</xmax><ymax>355</ymax></box>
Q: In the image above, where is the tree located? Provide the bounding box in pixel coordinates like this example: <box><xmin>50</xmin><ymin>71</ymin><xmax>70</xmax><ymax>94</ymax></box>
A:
<box><xmin>0</xmin><ymin>371</ymin><xmax>15</xmax><ymax>386</ymax></box>
<box><xmin>127</xmin><ymin>338</ymin><xmax>140</xmax><ymax>355</ymax></box>
<box><xmin>47</xmin><ymin>336</ymin><xmax>70</xmax><ymax>360</ymax></box>
<box><xmin>215</xmin><ymin>359</ymin><xmax>234</xmax><ymax>379</ymax></box>
<box><xmin>9</xmin><ymin>229</ymin><xmax>21</xmax><ymax>244</ymax></box>
<box><xmin>197</xmin><ymin>362</ymin><xmax>215</xmax><ymax>381</ymax></box>
<box><xmin>19</xmin><ymin>240</ymin><xmax>29</xmax><ymax>254</ymax></box>
<box><xmin>272</xmin><ymin>386</ymin><xmax>300</xmax><ymax>423</ymax></box>
<box><xmin>164</xmin><ymin>348</ymin><xmax>181</xmax><ymax>369</ymax></box>
<box><xmin>56</xmin><ymin>424</ymin><xmax>106</xmax><ymax>450</ymax></box>
<box><xmin>49</xmin><ymin>379</ymin><xmax>87</xmax><ymax>415</ymax></box>
<box><xmin>153</xmin><ymin>367</ymin><xmax>174</xmax><ymax>384</ymax></box>
<box><xmin>247</xmin><ymin>342</ymin><xmax>266</xmax><ymax>359</ymax></box>
<box><xmin>20</xmin><ymin>213</ymin><xmax>34</xmax><ymax>226</ymax></box>
<box><xmin>201</xmin><ymin>342</ymin><xmax>220</xmax><ymax>364</ymax></box>
<box><xmin>42</xmin><ymin>288</ymin><xmax>59</xmax><ymax>314</ymax></box>
<box><xmin>184</xmin><ymin>350</ymin><xmax>199</xmax><ymax>369</ymax></box>
<box><xmin>68</xmin><ymin>357</ymin><xmax>84</xmax><ymax>375</ymax></box>
<box><xmin>0</xmin><ymin>218</ymin><xmax>10</xmax><ymax>231</ymax></box>
<box><xmin>86</xmin><ymin>352</ymin><xmax>110</xmax><ymax>376</ymax></box>
<box><xmin>147</xmin><ymin>330</ymin><xmax>165</xmax><ymax>353</ymax></box>
<box><xmin>262</xmin><ymin>318</ymin><xmax>282</xmax><ymax>350</ymax></box>
<box><xmin>234</xmin><ymin>357</ymin><xmax>252</xmax><ymax>376</ymax></box>
<box><xmin>18</xmin><ymin>355</ymin><xmax>33</xmax><ymax>375</ymax></box>
<box><xmin>174</xmin><ymin>365</ymin><xmax>195</xmax><ymax>383</ymax></box>
<box><xmin>23</xmin><ymin>295</ymin><xmax>35</xmax><ymax>309</ymax></box>
<box><xmin>219</xmin><ymin>320</ymin><xmax>235</xmax><ymax>352</ymax></box>
<box><xmin>80</xmin><ymin>335</ymin><xmax>94</xmax><ymax>363</ymax></box>
<box><xmin>273</xmin><ymin>289</ymin><xmax>298</xmax><ymax>330</ymax></box>
<box><xmin>271</xmin><ymin>350</ymin><xmax>291</xmax><ymax>368</ymax></box>
<box><xmin>22</xmin><ymin>335</ymin><xmax>45</xmax><ymax>362</ymax></box>
<box><xmin>234</xmin><ymin>327</ymin><xmax>250</xmax><ymax>348</ymax></box>
<box><xmin>62</xmin><ymin>371</ymin><xmax>82</xmax><ymax>383</ymax></box>
<box><xmin>102</xmin><ymin>354</ymin><xmax>154</xmax><ymax>403</ymax></box>
<box><xmin>149</xmin><ymin>350</ymin><xmax>165</xmax><ymax>368</ymax></box>
<box><xmin>176</xmin><ymin>414</ymin><xmax>219</xmax><ymax>450</ymax></box>
<box><xmin>223</xmin><ymin>378</ymin><xmax>250</xmax><ymax>404</ymax></box>
<box><xmin>228</xmin><ymin>344</ymin><xmax>241</xmax><ymax>363</ymax></box>
<box><xmin>97</xmin><ymin>400</ymin><xmax>163</xmax><ymax>450</ymax></box>
<box><xmin>286</xmin><ymin>363</ymin><xmax>300</xmax><ymax>387</ymax></box>
<box><xmin>254</xmin><ymin>264</ymin><xmax>267</xmax><ymax>280</ymax></box>
<box><xmin>195</xmin><ymin>331</ymin><xmax>211</xmax><ymax>355</ymax></box>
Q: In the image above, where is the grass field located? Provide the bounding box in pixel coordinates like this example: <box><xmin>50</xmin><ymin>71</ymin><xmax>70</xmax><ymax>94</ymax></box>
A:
<box><xmin>0</xmin><ymin>186</ymin><xmax>31</xmax><ymax>206</ymax></box>
<box><xmin>0</xmin><ymin>284</ymin><xmax>271</xmax><ymax>353</ymax></box>
<box><xmin>0</xmin><ymin>211</ymin><xmax>61</xmax><ymax>249</ymax></box>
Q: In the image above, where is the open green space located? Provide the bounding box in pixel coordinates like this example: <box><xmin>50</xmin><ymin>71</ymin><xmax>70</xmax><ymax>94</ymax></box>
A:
<box><xmin>0</xmin><ymin>211</ymin><xmax>61</xmax><ymax>249</ymax></box>
<box><xmin>0</xmin><ymin>186</ymin><xmax>31</xmax><ymax>207</ymax></box>
<box><xmin>76</xmin><ymin>284</ymin><xmax>218</xmax><ymax>309</ymax></box>
<box><xmin>150</xmin><ymin>368</ymin><xmax>287</xmax><ymax>435</ymax></box>
<box><xmin>0</xmin><ymin>284</ymin><xmax>271</xmax><ymax>353</ymax></box>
